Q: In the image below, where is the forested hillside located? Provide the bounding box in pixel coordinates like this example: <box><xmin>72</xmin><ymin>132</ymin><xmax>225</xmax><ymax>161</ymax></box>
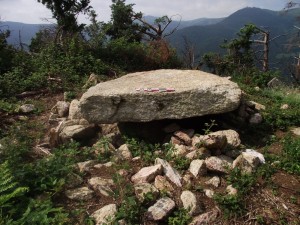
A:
<box><xmin>168</xmin><ymin>7</ymin><xmax>299</xmax><ymax>73</ymax></box>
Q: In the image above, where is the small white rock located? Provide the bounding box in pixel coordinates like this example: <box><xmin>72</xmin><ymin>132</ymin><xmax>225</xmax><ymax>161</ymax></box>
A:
<box><xmin>205</xmin><ymin>176</ymin><xmax>221</xmax><ymax>188</ymax></box>
<box><xmin>131</xmin><ymin>164</ymin><xmax>163</xmax><ymax>184</ymax></box>
<box><xmin>146</xmin><ymin>197</ymin><xmax>175</xmax><ymax>221</ymax></box>
<box><xmin>180</xmin><ymin>190</ymin><xmax>199</xmax><ymax>216</ymax></box>
<box><xmin>204</xmin><ymin>189</ymin><xmax>215</xmax><ymax>198</ymax></box>
<box><xmin>91</xmin><ymin>204</ymin><xmax>117</xmax><ymax>225</ymax></box>
<box><xmin>65</xmin><ymin>187</ymin><xmax>94</xmax><ymax>200</ymax></box>
<box><xmin>188</xmin><ymin>159</ymin><xmax>207</xmax><ymax>178</ymax></box>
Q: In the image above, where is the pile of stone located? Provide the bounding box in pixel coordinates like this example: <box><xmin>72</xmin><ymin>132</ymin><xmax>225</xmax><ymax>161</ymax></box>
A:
<box><xmin>62</xmin><ymin>125</ymin><xmax>265</xmax><ymax>224</ymax></box>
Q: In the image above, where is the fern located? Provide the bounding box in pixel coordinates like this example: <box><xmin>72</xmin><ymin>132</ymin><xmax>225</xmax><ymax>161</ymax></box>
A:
<box><xmin>0</xmin><ymin>161</ymin><xmax>28</xmax><ymax>208</ymax></box>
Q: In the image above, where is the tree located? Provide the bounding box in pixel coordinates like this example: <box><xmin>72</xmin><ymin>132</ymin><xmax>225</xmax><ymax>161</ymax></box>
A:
<box><xmin>107</xmin><ymin>0</ymin><xmax>144</xmax><ymax>42</ymax></box>
<box><xmin>0</xmin><ymin>22</ymin><xmax>15</xmax><ymax>74</ymax></box>
<box><xmin>135</xmin><ymin>15</ymin><xmax>181</xmax><ymax>41</ymax></box>
<box><xmin>84</xmin><ymin>10</ymin><xmax>108</xmax><ymax>50</ymax></box>
<box><xmin>283</xmin><ymin>1</ymin><xmax>300</xmax><ymax>83</ymax></box>
<box><xmin>37</xmin><ymin>0</ymin><xmax>92</xmax><ymax>42</ymax></box>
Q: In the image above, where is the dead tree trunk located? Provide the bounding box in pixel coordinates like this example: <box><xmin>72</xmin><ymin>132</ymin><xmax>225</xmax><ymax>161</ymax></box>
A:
<box><xmin>253</xmin><ymin>29</ymin><xmax>270</xmax><ymax>72</ymax></box>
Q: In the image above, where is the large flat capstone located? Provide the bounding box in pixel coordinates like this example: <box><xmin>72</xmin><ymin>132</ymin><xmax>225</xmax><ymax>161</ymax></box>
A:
<box><xmin>79</xmin><ymin>69</ymin><xmax>242</xmax><ymax>123</ymax></box>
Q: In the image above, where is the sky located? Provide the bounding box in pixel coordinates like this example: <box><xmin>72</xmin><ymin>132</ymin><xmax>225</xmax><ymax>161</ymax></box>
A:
<box><xmin>0</xmin><ymin>0</ymin><xmax>291</xmax><ymax>24</ymax></box>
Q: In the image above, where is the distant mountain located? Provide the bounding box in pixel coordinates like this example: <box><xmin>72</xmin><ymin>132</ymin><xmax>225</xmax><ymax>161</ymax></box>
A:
<box><xmin>143</xmin><ymin>15</ymin><xmax>223</xmax><ymax>30</ymax></box>
<box><xmin>167</xmin><ymin>7</ymin><xmax>298</xmax><ymax>71</ymax></box>
<box><xmin>1</xmin><ymin>21</ymin><xmax>50</xmax><ymax>47</ymax></box>
<box><xmin>2</xmin><ymin>16</ymin><xmax>223</xmax><ymax>47</ymax></box>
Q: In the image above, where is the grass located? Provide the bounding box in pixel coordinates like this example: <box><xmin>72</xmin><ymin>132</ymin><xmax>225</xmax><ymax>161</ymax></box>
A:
<box><xmin>247</xmin><ymin>86</ymin><xmax>300</xmax><ymax>129</ymax></box>
<box><xmin>280</xmin><ymin>136</ymin><xmax>300</xmax><ymax>175</ymax></box>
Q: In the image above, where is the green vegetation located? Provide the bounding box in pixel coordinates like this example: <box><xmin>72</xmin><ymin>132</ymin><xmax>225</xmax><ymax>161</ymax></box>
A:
<box><xmin>168</xmin><ymin>207</ymin><xmax>192</xmax><ymax>225</ymax></box>
<box><xmin>280</xmin><ymin>136</ymin><xmax>300</xmax><ymax>175</ymax></box>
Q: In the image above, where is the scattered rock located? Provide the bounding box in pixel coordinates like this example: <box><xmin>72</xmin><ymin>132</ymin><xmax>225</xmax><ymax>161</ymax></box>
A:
<box><xmin>249</xmin><ymin>113</ymin><xmax>263</xmax><ymax>124</ymax></box>
<box><xmin>154</xmin><ymin>175</ymin><xmax>175</xmax><ymax>194</ymax></box>
<box><xmin>226</xmin><ymin>184</ymin><xmax>238</xmax><ymax>196</ymax></box>
<box><xmin>91</xmin><ymin>204</ymin><xmax>117</xmax><ymax>225</ymax></box>
<box><xmin>115</xmin><ymin>144</ymin><xmax>132</xmax><ymax>160</ymax></box>
<box><xmin>51</xmin><ymin>101</ymin><xmax>70</xmax><ymax>117</ymax></box>
<box><xmin>48</xmin><ymin>113</ymin><xmax>66</xmax><ymax>124</ymax></box>
<box><xmin>193</xmin><ymin>134</ymin><xmax>227</xmax><ymax>151</ymax></box>
<box><xmin>205</xmin><ymin>176</ymin><xmax>221</xmax><ymax>188</ymax></box>
<box><xmin>170</xmin><ymin>136</ymin><xmax>182</xmax><ymax>145</ymax></box>
<box><xmin>247</xmin><ymin>101</ymin><xmax>266</xmax><ymax>111</ymax></box>
<box><xmin>174</xmin><ymin>131</ymin><xmax>192</xmax><ymax>146</ymax></box>
<box><xmin>97</xmin><ymin>185</ymin><xmax>113</xmax><ymax>197</ymax></box>
<box><xmin>211</xmin><ymin>130</ymin><xmax>241</xmax><ymax>149</ymax></box>
<box><xmin>189</xmin><ymin>159</ymin><xmax>207</xmax><ymax>178</ymax></box>
<box><xmin>88</xmin><ymin>177</ymin><xmax>114</xmax><ymax>190</ymax></box>
<box><xmin>182</xmin><ymin>173</ymin><xmax>193</xmax><ymax>187</ymax></box>
<box><xmin>77</xmin><ymin>160</ymin><xmax>97</xmax><ymax>173</ymax></box>
<box><xmin>205</xmin><ymin>155</ymin><xmax>233</xmax><ymax>174</ymax></box>
<box><xmin>82</xmin><ymin>73</ymin><xmax>101</xmax><ymax>89</ymax></box>
<box><xmin>79</xmin><ymin>69</ymin><xmax>242</xmax><ymax>123</ymax></box>
<box><xmin>59</xmin><ymin>123</ymin><xmax>97</xmax><ymax>143</ymax></box>
<box><xmin>155</xmin><ymin>158</ymin><xmax>182</xmax><ymax>187</ymax></box>
<box><xmin>181</xmin><ymin>190</ymin><xmax>200</xmax><ymax>216</ymax></box>
<box><xmin>204</xmin><ymin>189</ymin><xmax>215</xmax><ymax>198</ymax></box>
<box><xmin>93</xmin><ymin>141</ymin><xmax>115</xmax><ymax>155</ymax></box>
<box><xmin>94</xmin><ymin>162</ymin><xmax>114</xmax><ymax>169</ymax></box>
<box><xmin>233</xmin><ymin>149</ymin><xmax>265</xmax><ymax>173</ymax></box>
<box><xmin>280</xmin><ymin>104</ymin><xmax>289</xmax><ymax>110</ymax></box>
<box><xmin>189</xmin><ymin>208</ymin><xmax>219</xmax><ymax>225</ymax></box>
<box><xmin>134</xmin><ymin>183</ymin><xmax>159</xmax><ymax>202</ymax></box>
<box><xmin>172</xmin><ymin>144</ymin><xmax>189</xmax><ymax>157</ymax></box>
<box><xmin>186</xmin><ymin>147</ymin><xmax>211</xmax><ymax>160</ymax></box>
<box><xmin>117</xmin><ymin>169</ymin><xmax>128</xmax><ymax>177</ymax></box>
<box><xmin>146</xmin><ymin>197</ymin><xmax>175</xmax><ymax>221</ymax></box>
<box><xmin>131</xmin><ymin>164</ymin><xmax>163</xmax><ymax>184</ymax></box>
<box><xmin>99</xmin><ymin>123</ymin><xmax>119</xmax><ymax>135</ymax></box>
<box><xmin>19</xmin><ymin>104</ymin><xmax>35</xmax><ymax>113</ymax></box>
<box><xmin>291</xmin><ymin>127</ymin><xmax>300</xmax><ymax>136</ymax></box>
<box><xmin>68</xmin><ymin>99</ymin><xmax>82</xmax><ymax>120</ymax></box>
<box><xmin>65</xmin><ymin>187</ymin><xmax>94</xmax><ymax>201</ymax></box>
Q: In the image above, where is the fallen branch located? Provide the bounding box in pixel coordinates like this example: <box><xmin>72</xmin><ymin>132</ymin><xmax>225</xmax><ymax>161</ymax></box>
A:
<box><xmin>16</xmin><ymin>89</ymin><xmax>48</xmax><ymax>98</ymax></box>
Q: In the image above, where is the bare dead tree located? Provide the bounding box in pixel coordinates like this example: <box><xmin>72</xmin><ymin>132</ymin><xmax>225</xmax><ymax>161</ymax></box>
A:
<box><xmin>181</xmin><ymin>36</ymin><xmax>197</xmax><ymax>69</ymax></box>
<box><xmin>252</xmin><ymin>27</ymin><xmax>288</xmax><ymax>72</ymax></box>
<box><xmin>135</xmin><ymin>14</ymin><xmax>182</xmax><ymax>41</ymax></box>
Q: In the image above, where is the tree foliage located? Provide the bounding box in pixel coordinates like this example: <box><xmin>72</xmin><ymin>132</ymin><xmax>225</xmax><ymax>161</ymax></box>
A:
<box><xmin>0</xmin><ymin>27</ymin><xmax>15</xmax><ymax>74</ymax></box>
<box><xmin>107</xmin><ymin>0</ymin><xmax>144</xmax><ymax>42</ymax></box>
<box><xmin>36</xmin><ymin>0</ymin><xmax>92</xmax><ymax>41</ymax></box>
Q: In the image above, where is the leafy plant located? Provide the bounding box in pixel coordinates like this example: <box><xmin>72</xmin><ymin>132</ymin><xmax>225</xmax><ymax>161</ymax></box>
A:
<box><xmin>124</xmin><ymin>137</ymin><xmax>158</xmax><ymax>165</ymax></box>
<box><xmin>168</xmin><ymin>207</ymin><xmax>192</xmax><ymax>225</ymax></box>
<box><xmin>214</xmin><ymin>194</ymin><xmax>245</xmax><ymax>219</ymax></box>
<box><xmin>16</xmin><ymin>198</ymin><xmax>69</xmax><ymax>225</ymax></box>
<box><xmin>114</xmin><ymin>196</ymin><xmax>144</xmax><ymax>224</ymax></box>
<box><xmin>226</xmin><ymin>167</ymin><xmax>256</xmax><ymax>195</ymax></box>
<box><xmin>280</xmin><ymin>136</ymin><xmax>300</xmax><ymax>175</ymax></box>
<box><xmin>0</xmin><ymin>161</ymin><xmax>28</xmax><ymax>211</ymax></box>
<box><xmin>203</xmin><ymin>119</ymin><xmax>217</xmax><ymax>135</ymax></box>
<box><xmin>251</xmin><ymin>86</ymin><xmax>300</xmax><ymax>129</ymax></box>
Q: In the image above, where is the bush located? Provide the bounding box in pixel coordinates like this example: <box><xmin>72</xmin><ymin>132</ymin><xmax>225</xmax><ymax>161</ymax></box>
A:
<box><xmin>280</xmin><ymin>136</ymin><xmax>300</xmax><ymax>175</ymax></box>
<box><xmin>99</xmin><ymin>38</ymin><xmax>181</xmax><ymax>72</ymax></box>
